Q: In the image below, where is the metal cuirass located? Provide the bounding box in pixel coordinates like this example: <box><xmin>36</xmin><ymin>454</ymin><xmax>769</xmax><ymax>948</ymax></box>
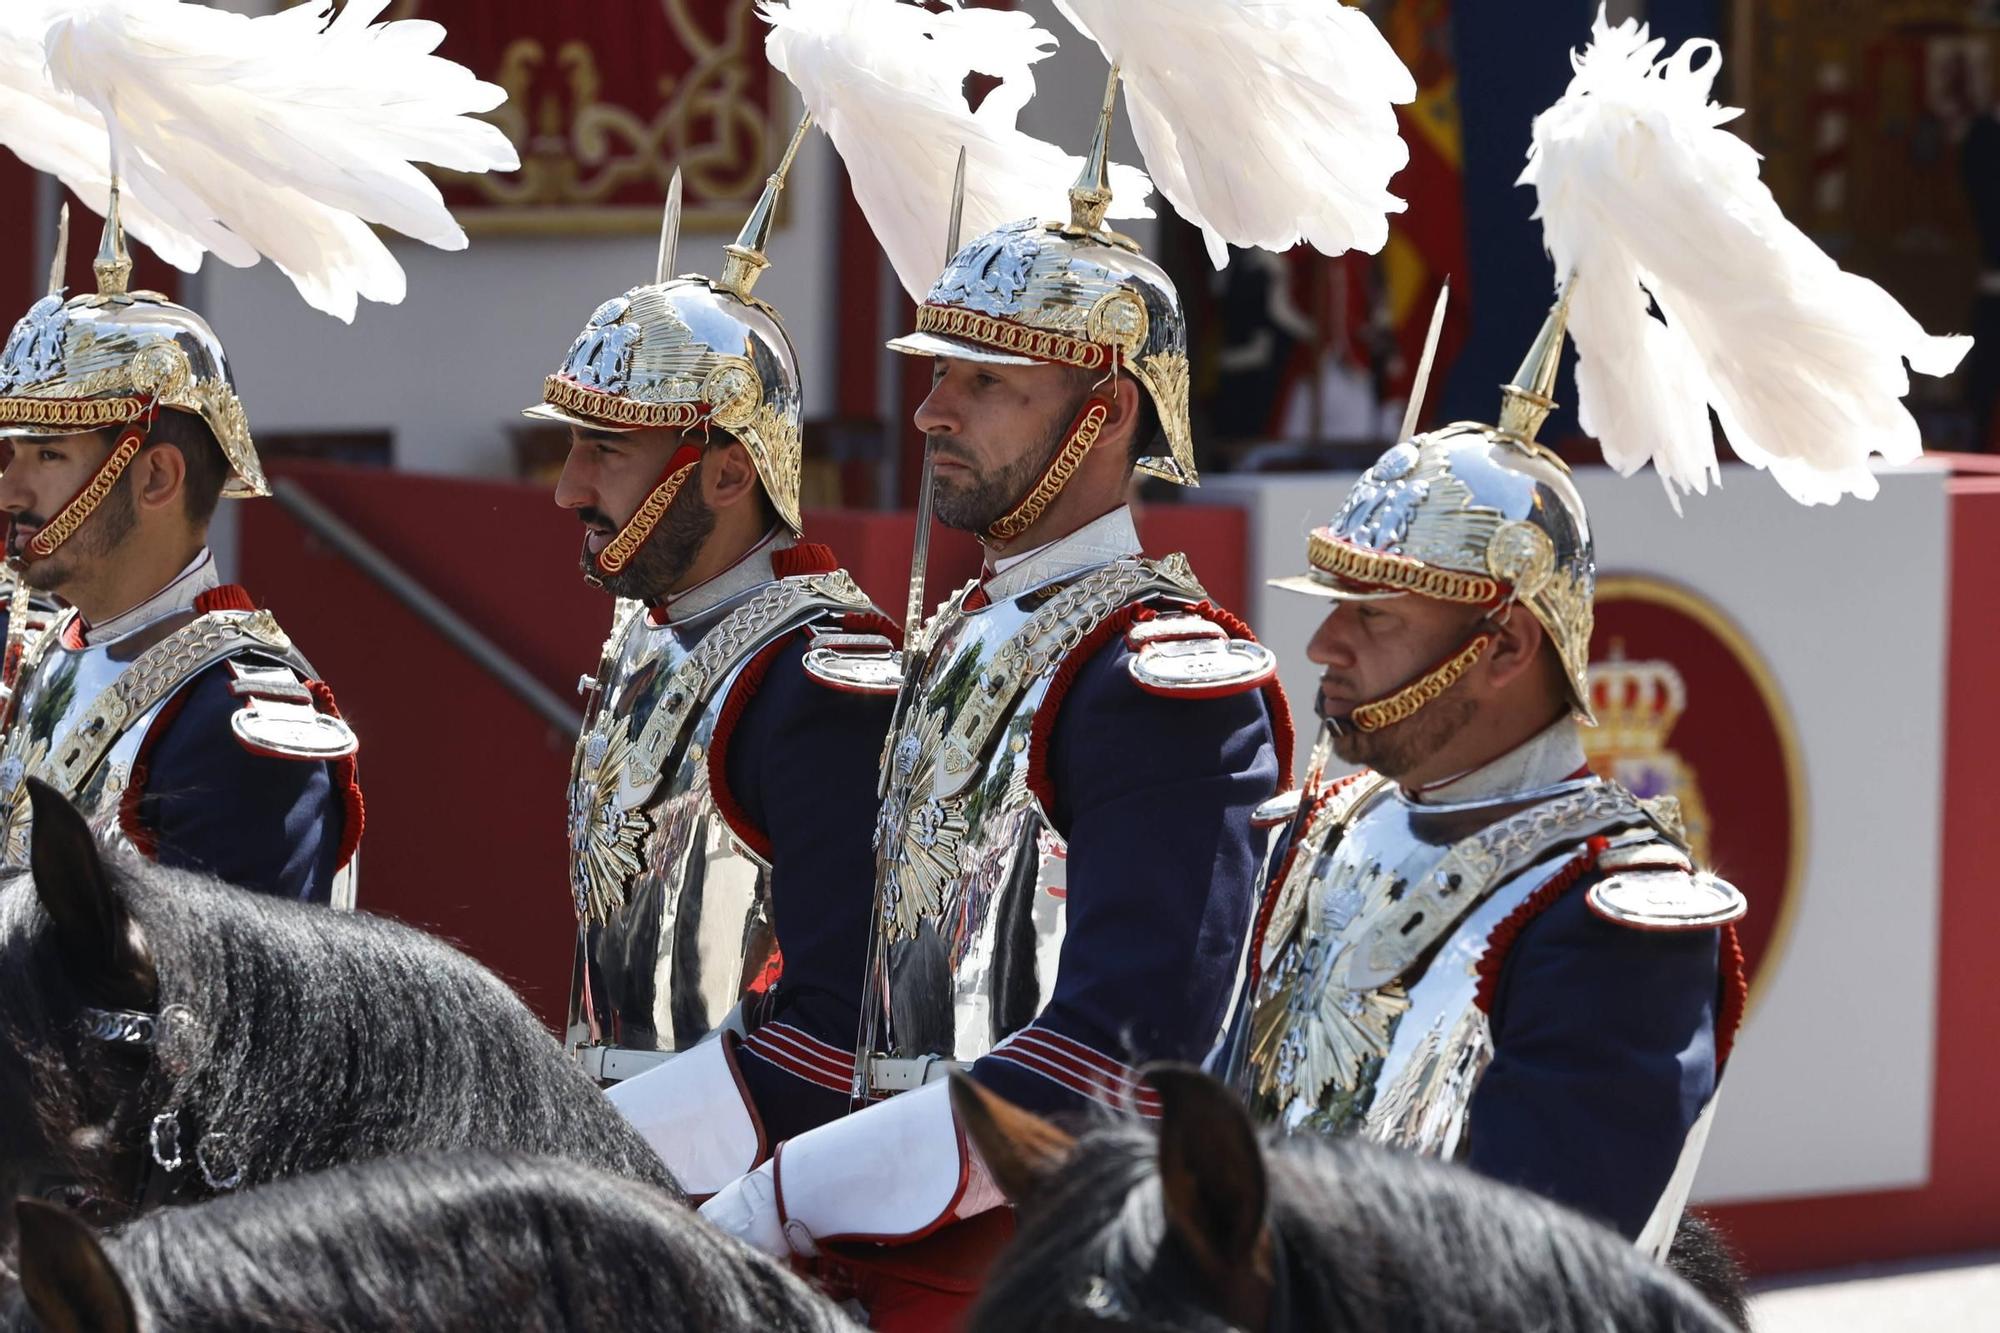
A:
<box><xmin>863</xmin><ymin>555</ymin><xmax>1207</xmax><ymax>1080</ymax></box>
<box><xmin>567</xmin><ymin>571</ymin><xmax>875</xmax><ymax>1065</ymax></box>
<box><xmin>1245</xmin><ymin>775</ymin><xmax>1661</xmax><ymax>1152</ymax></box>
<box><xmin>0</xmin><ymin>606</ymin><xmax>320</xmax><ymax>869</ymax></box>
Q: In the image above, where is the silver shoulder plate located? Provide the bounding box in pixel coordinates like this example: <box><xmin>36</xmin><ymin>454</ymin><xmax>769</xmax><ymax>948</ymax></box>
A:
<box><xmin>1127</xmin><ymin>632</ymin><xmax>1277</xmax><ymax>698</ymax></box>
<box><xmin>801</xmin><ymin>631</ymin><xmax>902</xmax><ymax>696</ymax></box>
<box><xmin>1586</xmin><ymin>869</ymin><xmax>1747</xmax><ymax>932</ymax></box>
<box><xmin>227</xmin><ymin>658</ymin><xmax>356</xmax><ymax>761</ymax></box>
<box><xmin>1251</xmin><ymin>789</ymin><xmax>1304</xmax><ymax>829</ymax></box>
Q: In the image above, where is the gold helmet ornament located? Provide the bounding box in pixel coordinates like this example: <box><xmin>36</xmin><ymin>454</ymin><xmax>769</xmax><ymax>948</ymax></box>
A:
<box><xmin>1273</xmin><ymin>292</ymin><xmax>1597</xmax><ymax>733</ymax></box>
<box><xmin>526</xmin><ymin>120</ymin><xmax>812</xmax><ymax>588</ymax></box>
<box><xmin>0</xmin><ymin>191</ymin><xmax>267</xmax><ymax>566</ymax></box>
<box><xmin>887</xmin><ymin>70</ymin><xmax>1195</xmax><ymax>543</ymax></box>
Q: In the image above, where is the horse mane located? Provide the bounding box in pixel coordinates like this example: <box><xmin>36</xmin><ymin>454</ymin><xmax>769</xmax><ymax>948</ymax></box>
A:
<box><xmin>2</xmin><ymin>1152</ymin><xmax>855</xmax><ymax>1332</ymax></box>
<box><xmin>0</xmin><ymin>854</ymin><xmax>679</xmax><ymax>1204</ymax></box>
<box><xmin>971</xmin><ymin>1116</ymin><xmax>1736</xmax><ymax>1333</ymax></box>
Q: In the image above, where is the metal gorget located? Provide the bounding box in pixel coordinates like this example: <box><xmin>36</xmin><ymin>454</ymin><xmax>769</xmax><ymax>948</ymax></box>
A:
<box><xmin>1245</xmin><ymin>774</ymin><xmax>1657</xmax><ymax>1151</ymax></box>
<box><xmin>0</xmin><ymin>605</ymin><xmax>312</xmax><ymax>868</ymax></box>
<box><xmin>860</xmin><ymin>554</ymin><xmax>1206</xmax><ymax>1080</ymax></box>
<box><xmin>567</xmin><ymin>570</ymin><xmax>873</xmax><ymax>1062</ymax></box>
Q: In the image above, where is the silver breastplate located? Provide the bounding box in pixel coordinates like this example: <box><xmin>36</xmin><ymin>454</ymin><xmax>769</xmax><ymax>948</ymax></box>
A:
<box><xmin>866</xmin><ymin>556</ymin><xmax>1205</xmax><ymax>1072</ymax></box>
<box><xmin>568</xmin><ymin>572</ymin><xmax>874</xmax><ymax>1056</ymax></box>
<box><xmin>1246</xmin><ymin>775</ymin><xmax>1653</xmax><ymax>1152</ymax></box>
<box><xmin>0</xmin><ymin>607</ymin><xmax>309</xmax><ymax>866</ymax></box>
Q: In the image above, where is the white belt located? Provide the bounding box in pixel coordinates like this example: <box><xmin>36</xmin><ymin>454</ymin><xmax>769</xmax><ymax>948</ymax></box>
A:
<box><xmin>867</xmin><ymin>1055</ymin><xmax>967</xmax><ymax>1094</ymax></box>
<box><xmin>573</xmin><ymin>1045</ymin><xmax>673</xmax><ymax>1083</ymax></box>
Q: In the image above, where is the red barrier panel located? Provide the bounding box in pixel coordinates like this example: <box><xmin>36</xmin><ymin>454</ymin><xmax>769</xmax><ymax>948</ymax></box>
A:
<box><xmin>241</xmin><ymin>463</ymin><xmax>1249</xmax><ymax>1030</ymax></box>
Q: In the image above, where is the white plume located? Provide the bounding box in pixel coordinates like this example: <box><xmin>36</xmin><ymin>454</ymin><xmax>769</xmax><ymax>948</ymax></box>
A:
<box><xmin>760</xmin><ymin>0</ymin><xmax>1153</xmax><ymax>302</ymax></box>
<box><xmin>0</xmin><ymin>0</ymin><xmax>519</xmax><ymax>322</ymax></box>
<box><xmin>1053</xmin><ymin>0</ymin><xmax>1414</xmax><ymax>268</ymax></box>
<box><xmin>1523</xmin><ymin>9</ymin><xmax>1971</xmax><ymax>507</ymax></box>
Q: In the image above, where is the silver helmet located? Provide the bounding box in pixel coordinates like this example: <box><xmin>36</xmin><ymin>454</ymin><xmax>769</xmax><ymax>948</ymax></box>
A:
<box><xmin>0</xmin><ymin>192</ymin><xmax>265</xmax><ymax>500</ymax></box>
<box><xmin>887</xmin><ymin>71</ymin><xmax>1195</xmax><ymax>496</ymax></box>
<box><xmin>525</xmin><ymin>122</ymin><xmax>810</xmax><ymax>534</ymax></box>
<box><xmin>1274</xmin><ymin>295</ymin><xmax>1598</xmax><ymax>726</ymax></box>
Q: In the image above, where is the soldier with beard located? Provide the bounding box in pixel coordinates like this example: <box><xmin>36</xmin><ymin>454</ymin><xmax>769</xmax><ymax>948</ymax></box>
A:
<box><xmin>696</xmin><ymin>93</ymin><xmax>1290</xmax><ymax>1326</ymax></box>
<box><xmin>539</xmin><ymin>150</ymin><xmax>899</xmax><ymax>1197</ymax></box>
<box><xmin>0</xmin><ymin>193</ymin><xmax>362</xmax><ymax>905</ymax></box>
<box><xmin>1225</xmin><ymin>302</ymin><xmax>1745</xmax><ymax>1254</ymax></box>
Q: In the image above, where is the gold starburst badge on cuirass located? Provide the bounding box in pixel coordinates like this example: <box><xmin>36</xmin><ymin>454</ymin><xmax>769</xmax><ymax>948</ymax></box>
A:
<box><xmin>874</xmin><ymin>706</ymin><xmax>968</xmax><ymax>943</ymax></box>
<box><xmin>569</xmin><ymin>721</ymin><xmax>652</xmax><ymax>925</ymax></box>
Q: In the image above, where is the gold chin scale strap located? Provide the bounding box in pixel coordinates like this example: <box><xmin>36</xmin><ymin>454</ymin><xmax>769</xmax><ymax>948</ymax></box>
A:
<box><xmin>984</xmin><ymin>396</ymin><xmax>1112</xmax><ymax>544</ymax></box>
<box><xmin>23</xmin><ymin>421</ymin><xmax>150</xmax><ymax>563</ymax></box>
<box><xmin>590</xmin><ymin>442</ymin><xmax>704</xmax><ymax>584</ymax></box>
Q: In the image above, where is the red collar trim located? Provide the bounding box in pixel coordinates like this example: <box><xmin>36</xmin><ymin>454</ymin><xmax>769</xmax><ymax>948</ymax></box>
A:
<box><xmin>771</xmin><ymin>542</ymin><xmax>840</xmax><ymax>578</ymax></box>
<box><xmin>194</xmin><ymin>584</ymin><xmax>257</xmax><ymax>614</ymax></box>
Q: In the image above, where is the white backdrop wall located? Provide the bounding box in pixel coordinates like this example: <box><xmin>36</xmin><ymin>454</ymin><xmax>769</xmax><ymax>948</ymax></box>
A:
<box><xmin>189</xmin><ymin>127</ymin><xmax>841</xmax><ymax>479</ymax></box>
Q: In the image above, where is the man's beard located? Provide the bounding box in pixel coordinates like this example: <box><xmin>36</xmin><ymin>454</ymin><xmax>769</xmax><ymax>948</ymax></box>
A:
<box><xmin>578</xmin><ymin>484</ymin><xmax>714</xmax><ymax>601</ymax></box>
<box><xmin>1326</xmin><ymin>688</ymin><xmax>1475</xmax><ymax>781</ymax></box>
<box><xmin>930</xmin><ymin>394</ymin><xmax>1083</xmax><ymax>534</ymax></box>
<box><xmin>12</xmin><ymin>474</ymin><xmax>137</xmax><ymax>593</ymax></box>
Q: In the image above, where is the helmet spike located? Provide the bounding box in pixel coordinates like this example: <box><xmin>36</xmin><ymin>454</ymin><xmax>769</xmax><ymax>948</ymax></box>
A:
<box><xmin>93</xmin><ymin>179</ymin><xmax>132</xmax><ymax>298</ymax></box>
<box><xmin>47</xmin><ymin>204</ymin><xmax>70</xmax><ymax>298</ymax></box>
<box><xmin>718</xmin><ymin>113</ymin><xmax>814</xmax><ymax>301</ymax></box>
<box><xmin>945</xmin><ymin>144</ymin><xmax>968</xmax><ymax>263</ymax></box>
<box><xmin>1066</xmin><ymin>65</ymin><xmax>1121</xmax><ymax>236</ymax></box>
<box><xmin>1398</xmin><ymin>278</ymin><xmax>1451</xmax><ymax>444</ymax></box>
<box><xmin>1497</xmin><ymin>282</ymin><xmax>1573</xmax><ymax>449</ymax></box>
<box><xmin>655</xmin><ymin>168</ymin><xmax>683</xmax><ymax>285</ymax></box>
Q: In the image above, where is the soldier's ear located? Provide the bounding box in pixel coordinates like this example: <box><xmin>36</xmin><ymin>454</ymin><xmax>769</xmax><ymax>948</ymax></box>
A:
<box><xmin>16</xmin><ymin>1199</ymin><xmax>141</xmax><ymax>1333</ymax></box>
<box><xmin>950</xmin><ymin>1073</ymin><xmax>1075</xmax><ymax>1205</ymax></box>
<box><xmin>1482</xmin><ymin>601</ymin><xmax>1549</xmax><ymax>693</ymax></box>
<box><xmin>27</xmin><ymin>778</ymin><xmax>156</xmax><ymax>1009</ymax></box>
<box><xmin>1147</xmin><ymin>1064</ymin><xmax>1276</xmax><ymax>1327</ymax></box>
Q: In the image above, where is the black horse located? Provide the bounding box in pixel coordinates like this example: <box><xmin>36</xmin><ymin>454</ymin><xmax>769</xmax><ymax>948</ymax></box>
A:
<box><xmin>0</xmin><ymin>779</ymin><xmax>678</xmax><ymax>1247</ymax></box>
<box><xmin>5</xmin><ymin>1151</ymin><xmax>855</xmax><ymax>1332</ymax></box>
<box><xmin>953</xmin><ymin>1067</ymin><xmax>1739</xmax><ymax>1333</ymax></box>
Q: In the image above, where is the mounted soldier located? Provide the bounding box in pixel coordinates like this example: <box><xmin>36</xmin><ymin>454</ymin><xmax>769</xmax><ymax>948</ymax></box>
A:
<box><xmin>0</xmin><ymin>194</ymin><xmax>361</xmax><ymax>905</ymax></box>
<box><xmin>538</xmin><ymin>130</ymin><xmax>900</xmax><ymax>1195</ymax></box>
<box><xmin>1229</xmin><ymin>10</ymin><xmax>1970</xmax><ymax>1253</ymax></box>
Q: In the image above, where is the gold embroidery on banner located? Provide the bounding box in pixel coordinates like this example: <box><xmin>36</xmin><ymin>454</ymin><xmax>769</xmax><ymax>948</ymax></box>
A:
<box><xmin>915</xmin><ymin>305</ymin><xmax>1112</xmax><ymax>370</ymax></box>
<box><xmin>595</xmin><ymin>462</ymin><xmax>698</xmax><ymax>575</ymax></box>
<box><xmin>1350</xmin><ymin>633</ymin><xmax>1493</xmax><ymax>733</ymax></box>
<box><xmin>413</xmin><ymin>0</ymin><xmax>784</xmax><ymax>233</ymax></box>
<box><xmin>986</xmin><ymin>402</ymin><xmax>1109</xmax><ymax>542</ymax></box>
<box><xmin>1308</xmin><ymin>532</ymin><xmax>1503</xmax><ymax>605</ymax></box>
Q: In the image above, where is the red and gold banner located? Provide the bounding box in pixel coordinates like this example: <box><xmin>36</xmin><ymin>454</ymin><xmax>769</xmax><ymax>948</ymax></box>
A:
<box><xmin>392</xmin><ymin>0</ymin><xmax>789</xmax><ymax>234</ymax></box>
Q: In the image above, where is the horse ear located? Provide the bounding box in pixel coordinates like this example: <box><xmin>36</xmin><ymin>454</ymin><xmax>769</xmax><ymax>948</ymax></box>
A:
<box><xmin>26</xmin><ymin>778</ymin><xmax>156</xmax><ymax>1006</ymax></box>
<box><xmin>949</xmin><ymin>1073</ymin><xmax>1075</xmax><ymax>1205</ymax></box>
<box><xmin>1148</xmin><ymin>1065</ymin><xmax>1274</xmax><ymax>1309</ymax></box>
<box><xmin>15</xmin><ymin>1199</ymin><xmax>141</xmax><ymax>1333</ymax></box>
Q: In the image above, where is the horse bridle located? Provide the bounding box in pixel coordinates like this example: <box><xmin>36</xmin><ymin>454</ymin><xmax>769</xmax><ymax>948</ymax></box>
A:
<box><xmin>31</xmin><ymin>1003</ymin><xmax>243</xmax><ymax>1218</ymax></box>
<box><xmin>1058</xmin><ymin>1218</ymin><xmax>1296</xmax><ymax>1332</ymax></box>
